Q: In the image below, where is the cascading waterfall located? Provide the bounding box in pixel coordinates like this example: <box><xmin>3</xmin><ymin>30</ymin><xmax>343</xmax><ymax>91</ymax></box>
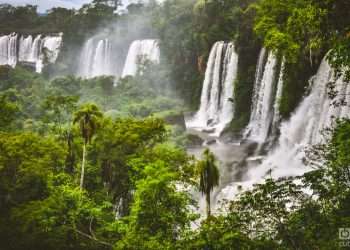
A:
<box><xmin>186</xmin><ymin>41</ymin><xmax>238</xmax><ymax>136</ymax></box>
<box><xmin>245</xmin><ymin>51</ymin><xmax>278</xmax><ymax>142</ymax></box>
<box><xmin>41</xmin><ymin>35</ymin><xmax>63</xmax><ymax>63</ymax></box>
<box><xmin>78</xmin><ymin>38</ymin><xmax>114</xmax><ymax>78</ymax></box>
<box><xmin>251</xmin><ymin>48</ymin><xmax>267</xmax><ymax>107</ymax></box>
<box><xmin>77</xmin><ymin>38</ymin><xmax>95</xmax><ymax>77</ymax></box>
<box><xmin>217</xmin><ymin>55</ymin><xmax>350</xmax><ymax>203</ymax></box>
<box><xmin>271</xmin><ymin>58</ymin><xmax>285</xmax><ymax>135</ymax></box>
<box><xmin>36</xmin><ymin>35</ymin><xmax>63</xmax><ymax>73</ymax></box>
<box><xmin>0</xmin><ymin>33</ymin><xmax>62</xmax><ymax>72</ymax></box>
<box><xmin>92</xmin><ymin>39</ymin><xmax>112</xmax><ymax>77</ymax></box>
<box><xmin>18</xmin><ymin>35</ymin><xmax>33</xmax><ymax>62</ymax></box>
<box><xmin>122</xmin><ymin>39</ymin><xmax>160</xmax><ymax>77</ymax></box>
<box><xmin>30</xmin><ymin>35</ymin><xmax>42</xmax><ymax>63</ymax></box>
<box><xmin>8</xmin><ymin>33</ymin><xmax>17</xmax><ymax>67</ymax></box>
<box><xmin>0</xmin><ymin>33</ymin><xmax>18</xmax><ymax>67</ymax></box>
<box><xmin>0</xmin><ymin>35</ymin><xmax>12</xmax><ymax>64</ymax></box>
<box><xmin>252</xmin><ymin>56</ymin><xmax>350</xmax><ymax>180</ymax></box>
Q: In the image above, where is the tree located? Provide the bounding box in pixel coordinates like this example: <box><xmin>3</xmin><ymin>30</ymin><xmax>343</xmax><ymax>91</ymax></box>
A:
<box><xmin>73</xmin><ymin>103</ymin><xmax>103</xmax><ymax>189</ymax></box>
<box><xmin>0</xmin><ymin>132</ymin><xmax>67</xmax><ymax>249</ymax></box>
<box><xmin>0</xmin><ymin>91</ymin><xmax>20</xmax><ymax>130</ymax></box>
<box><xmin>117</xmin><ymin>162</ymin><xmax>193</xmax><ymax>249</ymax></box>
<box><xmin>93</xmin><ymin>0</ymin><xmax>122</xmax><ymax>10</ymax></box>
<box><xmin>42</xmin><ymin>94</ymin><xmax>78</xmax><ymax>134</ymax></box>
<box><xmin>93</xmin><ymin>117</ymin><xmax>167</xmax><ymax>214</ymax></box>
<box><xmin>197</xmin><ymin>148</ymin><xmax>219</xmax><ymax>218</ymax></box>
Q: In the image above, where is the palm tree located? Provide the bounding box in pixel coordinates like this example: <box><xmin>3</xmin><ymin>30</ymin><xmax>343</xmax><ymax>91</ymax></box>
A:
<box><xmin>73</xmin><ymin>103</ymin><xmax>103</xmax><ymax>189</ymax></box>
<box><xmin>197</xmin><ymin>148</ymin><xmax>220</xmax><ymax>218</ymax></box>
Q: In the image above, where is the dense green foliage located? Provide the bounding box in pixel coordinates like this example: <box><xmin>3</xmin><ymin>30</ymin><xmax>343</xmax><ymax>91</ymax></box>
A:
<box><xmin>0</xmin><ymin>0</ymin><xmax>350</xmax><ymax>249</ymax></box>
<box><xmin>251</xmin><ymin>0</ymin><xmax>350</xmax><ymax>117</ymax></box>
<box><xmin>0</xmin><ymin>64</ymin><xmax>197</xmax><ymax>249</ymax></box>
<box><xmin>2</xmin><ymin>66</ymin><xmax>350</xmax><ymax>249</ymax></box>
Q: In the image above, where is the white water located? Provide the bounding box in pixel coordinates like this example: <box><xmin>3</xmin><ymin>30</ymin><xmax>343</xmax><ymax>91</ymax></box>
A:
<box><xmin>245</xmin><ymin>51</ymin><xmax>278</xmax><ymax>142</ymax></box>
<box><xmin>251</xmin><ymin>48</ymin><xmax>267</xmax><ymax>110</ymax></box>
<box><xmin>8</xmin><ymin>34</ymin><xmax>18</xmax><ymax>67</ymax></box>
<box><xmin>0</xmin><ymin>33</ymin><xmax>18</xmax><ymax>67</ymax></box>
<box><xmin>186</xmin><ymin>42</ymin><xmax>238</xmax><ymax>136</ymax></box>
<box><xmin>30</xmin><ymin>35</ymin><xmax>42</xmax><ymax>63</ymax></box>
<box><xmin>122</xmin><ymin>39</ymin><xmax>160</xmax><ymax>77</ymax></box>
<box><xmin>18</xmin><ymin>35</ymin><xmax>33</xmax><ymax>62</ymax></box>
<box><xmin>248</xmin><ymin>56</ymin><xmax>349</xmax><ymax>184</ymax></box>
<box><xmin>78</xmin><ymin>38</ymin><xmax>114</xmax><ymax>78</ymax></box>
<box><xmin>77</xmin><ymin>38</ymin><xmax>95</xmax><ymax>78</ymax></box>
<box><xmin>36</xmin><ymin>34</ymin><xmax>63</xmax><ymax>73</ymax></box>
<box><xmin>271</xmin><ymin>58</ymin><xmax>285</xmax><ymax>134</ymax></box>
<box><xmin>41</xmin><ymin>35</ymin><xmax>63</xmax><ymax>63</ymax></box>
<box><xmin>0</xmin><ymin>33</ymin><xmax>62</xmax><ymax>72</ymax></box>
<box><xmin>210</xmin><ymin>55</ymin><xmax>350</xmax><ymax>207</ymax></box>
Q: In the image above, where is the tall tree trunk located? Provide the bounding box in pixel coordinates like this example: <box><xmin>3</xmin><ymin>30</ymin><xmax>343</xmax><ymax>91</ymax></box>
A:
<box><xmin>206</xmin><ymin>191</ymin><xmax>211</xmax><ymax>218</ymax></box>
<box><xmin>80</xmin><ymin>143</ymin><xmax>86</xmax><ymax>190</ymax></box>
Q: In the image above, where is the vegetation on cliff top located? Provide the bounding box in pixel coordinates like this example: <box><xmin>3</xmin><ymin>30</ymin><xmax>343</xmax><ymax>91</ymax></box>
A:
<box><xmin>0</xmin><ymin>0</ymin><xmax>350</xmax><ymax>249</ymax></box>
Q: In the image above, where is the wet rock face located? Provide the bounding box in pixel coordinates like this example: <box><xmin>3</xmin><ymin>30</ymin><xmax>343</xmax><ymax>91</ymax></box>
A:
<box><xmin>185</xmin><ymin>134</ymin><xmax>204</xmax><ymax>147</ymax></box>
<box><xmin>206</xmin><ymin>139</ymin><xmax>217</xmax><ymax>145</ymax></box>
<box><xmin>163</xmin><ymin>112</ymin><xmax>186</xmax><ymax>129</ymax></box>
<box><xmin>18</xmin><ymin>61</ymin><xmax>36</xmax><ymax>72</ymax></box>
<box><xmin>197</xmin><ymin>55</ymin><xmax>206</xmax><ymax>75</ymax></box>
<box><xmin>0</xmin><ymin>65</ymin><xmax>11</xmax><ymax>80</ymax></box>
<box><xmin>203</xmin><ymin>128</ymin><xmax>215</xmax><ymax>134</ymax></box>
<box><xmin>207</xmin><ymin>119</ymin><xmax>214</xmax><ymax>126</ymax></box>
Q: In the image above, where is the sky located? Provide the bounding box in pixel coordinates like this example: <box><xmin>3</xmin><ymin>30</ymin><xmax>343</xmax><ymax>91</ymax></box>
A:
<box><xmin>0</xmin><ymin>0</ymin><xmax>143</xmax><ymax>12</ymax></box>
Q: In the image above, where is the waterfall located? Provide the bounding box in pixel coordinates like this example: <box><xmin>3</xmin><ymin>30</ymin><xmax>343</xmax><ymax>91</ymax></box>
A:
<box><xmin>8</xmin><ymin>34</ymin><xmax>17</xmax><ymax>67</ymax></box>
<box><xmin>0</xmin><ymin>36</ymin><xmax>9</xmax><ymax>65</ymax></box>
<box><xmin>256</xmin><ymin>56</ymin><xmax>350</xmax><ymax>179</ymax></box>
<box><xmin>217</xmin><ymin>55</ymin><xmax>350</xmax><ymax>202</ymax></box>
<box><xmin>0</xmin><ymin>33</ymin><xmax>18</xmax><ymax>67</ymax></box>
<box><xmin>30</xmin><ymin>35</ymin><xmax>42</xmax><ymax>63</ymax></box>
<box><xmin>271</xmin><ymin>58</ymin><xmax>285</xmax><ymax>134</ymax></box>
<box><xmin>122</xmin><ymin>39</ymin><xmax>160</xmax><ymax>77</ymax></box>
<box><xmin>251</xmin><ymin>48</ymin><xmax>267</xmax><ymax>108</ymax></box>
<box><xmin>41</xmin><ymin>35</ymin><xmax>63</xmax><ymax>63</ymax></box>
<box><xmin>185</xmin><ymin>41</ymin><xmax>238</xmax><ymax>136</ymax></box>
<box><xmin>18</xmin><ymin>35</ymin><xmax>33</xmax><ymax>62</ymax></box>
<box><xmin>77</xmin><ymin>38</ymin><xmax>95</xmax><ymax>77</ymax></box>
<box><xmin>36</xmin><ymin>34</ymin><xmax>63</xmax><ymax>73</ymax></box>
<box><xmin>92</xmin><ymin>39</ymin><xmax>112</xmax><ymax>77</ymax></box>
<box><xmin>78</xmin><ymin>38</ymin><xmax>114</xmax><ymax>78</ymax></box>
<box><xmin>245</xmin><ymin>51</ymin><xmax>278</xmax><ymax>142</ymax></box>
<box><xmin>0</xmin><ymin>33</ymin><xmax>62</xmax><ymax>72</ymax></box>
<box><xmin>78</xmin><ymin>38</ymin><xmax>160</xmax><ymax>79</ymax></box>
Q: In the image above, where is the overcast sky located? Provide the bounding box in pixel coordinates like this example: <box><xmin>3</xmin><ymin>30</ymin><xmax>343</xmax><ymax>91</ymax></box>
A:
<box><xmin>0</xmin><ymin>0</ymin><xmax>144</xmax><ymax>12</ymax></box>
